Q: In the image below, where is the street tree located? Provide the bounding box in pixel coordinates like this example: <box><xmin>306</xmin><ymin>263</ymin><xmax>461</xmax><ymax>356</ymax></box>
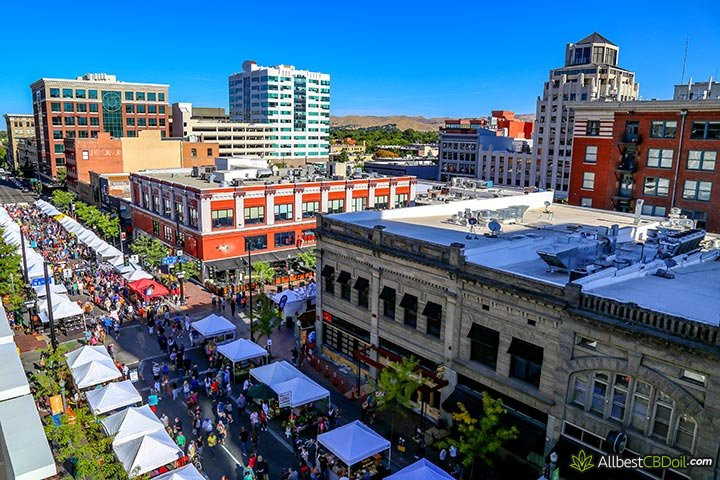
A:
<box><xmin>51</xmin><ymin>190</ymin><xmax>76</xmax><ymax>212</ymax></box>
<box><xmin>252</xmin><ymin>261</ymin><xmax>276</xmax><ymax>286</ymax></box>
<box><xmin>438</xmin><ymin>394</ymin><xmax>519</xmax><ymax>478</ymax></box>
<box><xmin>175</xmin><ymin>258</ymin><xmax>199</xmax><ymax>279</ymax></box>
<box><xmin>96</xmin><ymin>213</ymin><xmax>120</xmax><ymax>240</ymax></box>
<box><xmin>375</xmin><ymin>356</ymin><xmax>422</xmax><ymax>461</ymax></box>
<box><xmin>251</xmin><ymin>293</ymin><xmax>282</xmax><ymax>342</ymax></box>
<box><xmin>295</xmin><ymin>249</ymin><xmax>316</xmax><ymax>271</ymax></box>
<box><xmin>0</xmin><ymin>227</ymin><xmax>26</xmax><ymax>312</ymax></box>
<box><xmin>130</xmin><ymin>235</ymin><xmax>170</xmax><ymax>269</ymax></box>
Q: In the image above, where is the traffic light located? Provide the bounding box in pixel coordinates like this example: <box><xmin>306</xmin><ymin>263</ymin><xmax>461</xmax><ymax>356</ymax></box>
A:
<box><xmin>208</xmin><ymin>265</ymin><xmax>216</xmax><ymax>278</ymax></box>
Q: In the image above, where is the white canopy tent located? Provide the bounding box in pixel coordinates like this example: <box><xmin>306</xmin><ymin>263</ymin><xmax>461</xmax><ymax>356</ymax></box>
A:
<box><xmin>317</xmin><ymin>420</ymin><xmax>390</xmax><ymax>471</ymax></box>
<box><xmin>84</xmin><ymin>235</ymin><xmax>106</xmax><ymax>250</ymax></box>
<box><xmin>3</xmin><ymin>228</ymin><xmax>21</xmax><ymax>246</ymax></box>
<box><xmin>87</xmin><ymin>380</ymin><xmax>142</xmax><ymax>415</ymax></box>
<box><xmin>152</xmin><ymin>465</ymin><xmax>206</xmax><ymax>480</ymax></box>
<box><xmin>383</xmin><ymin>459</ymin><xmax>455</xmax><ymax>480</ymax></box>
<box><xmin>35</xmin><ymin>200</ymin><xmax>61</xmax><ymax>216</ymax></box>
<box><xmin>61</xmin><ymin>218</ymin><xmax>85</xmax><ymax>234</ymax></box>
<box><xmin>271</xmin><ymin>283</ymin><xmax>317</xmax><ymax>319</ymax></box>
<box><xmin>101</xmin><ymin>405</ymin><xmax>164</xmax><ymax>444</ymax></box>
<box><xmin>65</xmin><ymin>345</ymin><xmax>112</xmax><ymax>369</ymax></box>
<box><xmin>250</xmin><ymin>360</ymin><xmax>302</xmax><ymax>386</ymax></box>
<box><xmin>123</xmin><ymin>269</ymin><xmax>153</xmax><ymax>282</ymax></box>
<box><xmin>25</xmin><ymin>258</ymin><xmax>46</xmax><ymax>280</ymax></box>
<box><xmin>33</xmin><ymin>282</ymin><xmax>68</xmax><ymax>297</ymax></box>
<box><xmin>0</xmin><ymin>343</ymin><xmax>31</xmax><ymax>402</ymax></box>
<box><xmin>190</xmin><ymin>314</ymin><xmax>236</xmax><ymax>342</ymax></box>
<box><xmin>38</xmin><ymin>294</ymin><xmax>84</xmax><ymax>321</ymax></box>
<box><xmin>217</xmin><ymin>338</ymin><xmax>268</xmax><ymax>363</ymax></box>
<box><xmin>271</xmin><ymin>376</ymin><xmax>330</xmax><ymax>408</ymax></box>
<box><xmin>70</xmin><ymin>359</ymin><xmax>121</xmax><ymax>390</ymax></box>
<box><xmin>113</xmin><ymin>429</ymin><xmax>183</xmax><ymax>477</ymax></box>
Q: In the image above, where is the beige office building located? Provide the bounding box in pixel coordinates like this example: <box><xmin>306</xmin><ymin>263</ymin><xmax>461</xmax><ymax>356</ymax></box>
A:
<box><xmin>3</xmin><ymin>114</ymin><xmax>36</xmax><ymax>170</ymax></box>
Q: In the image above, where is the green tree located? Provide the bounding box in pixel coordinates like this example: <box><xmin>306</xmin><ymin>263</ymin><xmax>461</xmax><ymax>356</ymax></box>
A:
<box><xmin>336</xmin><ymin>150</ymin><xmax>350</xmax><ymax>163</ymax></box>
<box><xmin>0</xmin><ymin>227</ymin><xmax>26</xmax><ymax>313</ymax></box>
<box><xmin>438</xmin><ymin>394</ymin><xmax>519</xmax><ymax>478</ymax></box>
<box><xmin>51</xmin><ymin>190</ymin><xmax>76</xmax><ymax>212</ymax></box>
<box><xmin>96</xmin><ymin>213</ymin><xmax>121</xmax><ymax>241</ymax></box>
<box><xmin>250</xmin><ymin>293</ymin><xmax>281</xmax><ymax>342</ymax></box>
<box><xmin>130</xmin><ymin>235</ymin><xmax>170</xmax><ymax>270</ymax></box>
<box><xmin>295</xmin><ymin>249</ymin><xmax>316</xmax><ymax>271</ymax></box>
<box><xmin>252</xmin><ymin>261</ymin><xmax>275</xmax><ymax>286</ymax></box>
<box><xmin>55</xmin><ymin>167</ymin><xmax>67</xmax><ymax>183</ymax></box>
<box><xmin>374</xmin><ymin>356</ymin><xmax>422</xmax><ymax>461</ymax></box>
<box><xmin>175</xmin><ymin>258</ymin><xmax>199</xmax><ymax>279</ymax></box>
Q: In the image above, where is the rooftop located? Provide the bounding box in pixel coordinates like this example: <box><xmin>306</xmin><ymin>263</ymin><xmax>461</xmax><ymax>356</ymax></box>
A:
<box><xmin>326</xmin><ymin>193</ymin><xmax>720</xmax><ymax>325</ymax></box>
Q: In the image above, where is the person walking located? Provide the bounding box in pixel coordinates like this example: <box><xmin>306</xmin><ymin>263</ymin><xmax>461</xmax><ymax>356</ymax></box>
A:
<box><xmin>230</xmin><ymin>298</ymin><xmax>236</xmax><ymax>317</ymax></box>
<box><xmin>207</xmin><ymin>432</ymin><xmax>218</xmax><ymax>459</ymax></box>
<box><xmin>254</xmin><ymin>455</ymin><xmax>269</xmax><ymax>480</ymax></box>
<box><xmin>239</xmin><ymin>426</ymin><xmax>249</xmax><ymax>457</ymax></box>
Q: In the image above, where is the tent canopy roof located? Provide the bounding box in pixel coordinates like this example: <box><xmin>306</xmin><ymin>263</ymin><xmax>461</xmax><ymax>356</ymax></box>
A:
<box><xmin>250</xmin><ymin>360</ymin><xmax>302</xmax><ymax>387</ymax></box>
<box><xmin>70</xmin><ymin>359</ymin><xmax>121</xmax><ymax>389</ymax></box>
<box><xmin>128</xmin><ymin>279</ymin><xmax>170</xmax><ymax>299</ymax></box>
<box><xmin>383</xmin><ymin>459</ymin><xmax>455</xmax><ymax>480</ymax></box>
<box><xmin>270</xmin><ymin>376</ymin><xmax>329</xmax><ymax>407</ymax></box>
<box><xmin>0</xmin><ymin>343</ymin><xmax>30</xmax><ymax>402</ymax></box>
<box><xmin>152</xmin><ymin>465</ymin><xmax>206</xmax><ymax>480</ymax></box>
<box><xmin>217</xmin><ymin>338</ymin><xmax>268</xmax><ymax>363</ymax></box>
<box><xmin>190</xmin><ymin>314</ymin><xmax>236</xmax><ymax>338</ymax></box>
<box><xmin>66</xmin><ymin>345</ymin><xmax>112</xmax><ymax>369</ymax></box>
<box><xmin>113</xmin><ymin>429</ymin><xmax>183</xmax><ymax>477</ymax></box>
<box><xmin>123</xmin><ymin>269</ymin><xmax>153</xmax><ymax>282</ymax></box>
<box><xmin>317</xmin><ymin>420</ymin><xmax>390</xmax><ymax>466</ymax></box>
<box><xmin>87</xmin><ymin>380</ymin><xmax>142</xmax><ymax>415</ymax></box>
<box><xmin>102</xmin><ymin>405</ymin><xmax>164</xmax><ymax>444</ymax></box>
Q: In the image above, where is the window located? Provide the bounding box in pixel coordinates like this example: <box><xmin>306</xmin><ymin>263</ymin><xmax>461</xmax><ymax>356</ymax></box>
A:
<box><xmin>352</xmin><ymin>197</ymin><xmax>367</xmax><ymax>212</ymax></box>
<box><xmin>681</xmin><ymin>369</ymin><xmax>706</xmax><ymax>386</ymax></box>
<box><xmin>163</xmin><ymin>198</ymin><xmax>171</xmax><ymax>217</ymax></box>
<box><xmin>51</xmin><ymin>102</ymin><xmax>61</xmax><ymax>112</ymax></box>
<box><xmin>641</xmin><ymin>204</ymin><xmax>667</xmax><ymax>217</ymax></box>
<box><xmin>175</xmin><ymin>202</ymin><xmax>184</xmax><ymax>223</ymax></box>
<box><xmin>375</xmin><ymin>195</ymin><xmax>389</xmax><ymax>209</ymax></box>
<box><xmin>582</xmin><ymin>172</ymin><xmax>595</xmax><ymax>190</ymax></box>
<box><xmin>468</xmin><ymin>324</ymin><xmax>499</xmax><ymax>369</ymax></box>
<box><xmin>152</xmin><ymin>220</ymin><xmax>160</xmax><ymax>235</ymax></box>
<box><xmin>379</xmin><ymin>286</ymin><xmax>396</xmax><ymax>319</ymax></box>
<box><xmin>62</xmin><ymin>88</ymin><xmax>73</xmax><ymax>98</ymax></box>
<box><xmin>577</xmin><ymin>337</ymin><xmax>597</xmax><ymax>349</ymax></box>
<box><xmin>302</xmin><ymin>201</ymin><xmax>319</xmax><ymax>218</ymax></box>
<box><xmin>136</xmin><ymin>92</ymin><xmax>145</xmax><ymax>101</ymax></box>
<box><xmin>188</xmin><ymin>206</ymin><xmax>198</xmax><ymax>227</ymax></box>
<box><xmin>424</xmin><ymin>301</ymin><xmax>442</xmax><ymax>338</ymax></box>
<box><xmin>395</xmin><ymin>193</ymin><xmax>409</xmax><ymax>208</ymax></box>
<box><xmin>610</xmin><ymin>374</ymin><xmax>630</xmax><ymax>421</ymax></box>
<box><xmin>584</xmin><ymin>146</ymin><xmax>597</xmax><ymax>163</ymax></box>
<box><xmin>245</xmin><ymin>234</ymin><xmax>267</xmax><ymax>251</ymax></box>
<box><xmin>125</xmin><ymin>104</ymin><xmax>135</xmax><ymax>114</ymax></box>
<box><xmin>137</xmin><ymin>105</ymin><xmax>146</xmax><ymax>114</ymax></box>
<box><xmin>274</xmin><ymin>203</ymin><xmax>293</xmax><ymax>221</ymax></box>
<box><xmin>244</xmin><ymin>206</ymin><xmax>265</xmax><ymax>224</ymax></box>
<box><xmin>682</xmin><ymin>180</ymin><xmax>712</xmax><ymax>201</ymax></box>
<box><xmin>163</xmin><ymin>225</ymin><xmax>173</xmax><ymax>242</ymax></box>
<box><xmin>77</xmin><ymin>103</ymin><xmax>87</xmax><ymax>113</ymax></box>
<box><xmin>152</xmin><ymin>194</ymin><xmax>160</xmax><ymax>213</ymax></box>
<box><xmin>148</xmin><ymin>105</ymin><xmax>157</xmax><ymax>114</ymax></box>
<box><xmin>675</xmin><ymin>415</ymin><xmax>696</xmax><ymax>452</ymax></box>
<box><xmin>274</xmin><ymin>231</ymin><xmax>295</xmax><ymax>247</ymax></box>
<box><xmin>125</xmin><ymin>92</ymin><xmax>134</xmax><ymax>101</ymax></box>
<box><xmin>687</xmin><ymin>150</ymin><xmax>716</xmax><ymax>171</ymax></box>
<box><xmin>207</xmin><ymin>148</ymin><xmax>213</xmax><ymax>156</ymax></box>
<box><xmin>89</xmin><ymin>104</ymin><xmax>98</xmax><ymax>113</ymax></box>
<box><xmin>580</xmin><ymin>198</ymin><xmax>593</xmax><ymax>207</ymax></box>
<box><xmin>630</xmin><ymin>380</ymin><xmax>651</xmax><ymax>432</ymax></box>
<box><xmin>690</xmin><ymin>121</ymin><xmax>720</xmax><ymax>139</ymax></box>
<box><xmin>400</xmin><ymin>294</ymin><xmax>418</xmax><ymax>328</ymax></box>
<box><xmin>321</xmin><ymin>265</ymin><xmax>335</xmax><ymax>294</ymax></box>
<box><xmin>49</xmin><ymin>88</ymin><xmax>60</xmax><ymax>98</ymax></box>
<box><xmin>586</xmin><ymin>120</ymin><xmax>600</xmax><ymax>136</ymax></box>
<box><xmin>647</xmin><ymin>148</ymin><xmax>673</xmax><ymax>168</ymax></box>
<box><xmin>571</xmin><ymin>374</ymin><xmax>588</xmax><ymax>407</ymax></box>
<box><xmin>137</xmin><ymin>118</ymin><xmax>146</xmax><ymax>127</ymax></box>
<box><xmin>508</xmin><ymin>338</ymin><xmax>543</xmax><ymax>388</ymax></box>
<box><xmin>327</xmin><ymin>199</ymin><xmax>344</xmax><ymax>214</ymax></box>
<box><xmin>54</xmin><ymin>144</ymin><xmax>64</xmax><ymax>153</ymax></box>
<box><xmin>650</xmin><ymin>121</ymin><xmax>677</xmax><ymax>138</ymax></box>
<box><xmin>211</xmin><ymin>209</ymin><xmax>234</xmax><ymax>228</ymax></box>
<box><xmin>590</xmin><ymin>372</ymin><xmax>608</xmax><ymax>416</ymax></box>
<box><xmin>652</xmin><ymin>392</ymin><xmax>673</xmax><ymax>440</ymax></box>
<box><xmin>337</xmin><ymin>270</ymin><xmax>351</xmax><ymax>300</ymax></box>
<box><xmin>88</xmin><ymin>90</ymin><xmax>97</xmax><ymax>99</ymax></box>
<box><xmin>158</xmin><ymin>93</ymin><xmax>165</xmax><ymax>101</ymax></box>
<box><xmin>190</xmin><ymin>148</ymin><xmax>197</xmax><ymax>157</ymax></box>
<box><xmin>126</xmin><ymin>118</ymin><xmax>135</xmax><ymax>126</ymax></box>
<box><xmin>147</xmin><ymin>92</ymin><xmax>156</xmax><ymax>101</ymax></box>
<box><xmin>644</xmin><ymin>177</ymin><xmax>670</xmax><ymax>197</ymax></box>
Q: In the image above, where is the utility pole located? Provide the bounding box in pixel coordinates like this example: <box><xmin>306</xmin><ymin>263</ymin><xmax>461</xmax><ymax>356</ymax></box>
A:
<box><xmin>20</xmin><ymin>231</ymin><xmax>29</xmax><ymax>283</ymax></box>
<box><xmin>246</xmin><ymin>238</ymin><xmax>254</xmax><ymax>342</ymax></box>
<box><xmin>43</xmin><ymin>262</ymin><xmax>58</xmax><ymax>351</ymax></box>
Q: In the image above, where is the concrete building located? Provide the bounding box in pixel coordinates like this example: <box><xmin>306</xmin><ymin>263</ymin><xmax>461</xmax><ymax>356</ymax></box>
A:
<box><xmin>673</xmin><ymin>78</ymin><xmax>720</xmax><ymax>101</ymax></box>
<box><xmin>531</xmin><ymin>33</ymin><xmax>639</xmax><ymax>195</ymax></box>
<box><xmin>3</xmin><ymin>114</ymin><xmax>36</xmax><ymax>170</ymax></box>
<box><xmin>364</xmin><ymin>159</ymin><xmax>439</xmax><ymax>180</ymax></box>
<box><xmin>171</xmin><ymin>102</ymin><xmax>277</xmax><ymax>159</ymax></box>
<box><xmin>488</xmin><ymin>110</ymin><xmax>534</xmax><ymax>140</ymax></box>
<box><xmin>568</xmin><ymin>100</ymin><xmax>720</xmax><ymax>232</ymax></box>
<box><xmin>129</xmin><ymin>158</ymin><xmax>415</xmax><ymax>282</ymax></box>
<box><xmin>30</xmin><ymin>73</ymin><xmax>169</xmax><ymax>181</ymax></box>
<box><xmin>330</xmin><ymin>138</ymin><xmax>366</xmax><ymax>156</ymax></box>
<box><xmin>228</xmin><ymin>61</ymin><xmax>330</xmax><ymax>163</ymax></box>
<box><xmin>64</xmin><ymin>130</ymin><xmax>218</xmax><ymax>203</ymax></box>
<box><xmin>315</xmin><ymin>194</ymin><xmax>720</xmax><ymax>480</ymax></box>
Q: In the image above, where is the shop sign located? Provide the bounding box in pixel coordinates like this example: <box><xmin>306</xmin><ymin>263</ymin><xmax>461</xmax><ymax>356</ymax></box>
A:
<box><xmin>278</xmin><ymin>391</ymin><xmax>292</xmax><ymax>408</ymax></box>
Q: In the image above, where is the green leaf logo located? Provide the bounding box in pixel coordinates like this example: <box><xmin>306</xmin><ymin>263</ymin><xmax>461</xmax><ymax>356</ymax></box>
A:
<box><xmin>569</xmin><ymin>449</ymin><xmax>595</xmax><ymax>472</ymax></box>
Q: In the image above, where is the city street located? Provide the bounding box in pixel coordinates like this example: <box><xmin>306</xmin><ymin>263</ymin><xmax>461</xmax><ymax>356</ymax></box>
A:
<box><xmin>0</xmin><ymin>176</ymin><xmax>35</xmax><ymax>204</ymax></box>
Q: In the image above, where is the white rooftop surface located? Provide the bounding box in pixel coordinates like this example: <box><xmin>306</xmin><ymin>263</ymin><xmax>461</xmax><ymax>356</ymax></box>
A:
<box><xmin>0</xmin><ymin>304</ymin><xmax>13</xmax><ymax>345</ymax></box>
<box><xmin>0</xmin><ymin>394</ymin><xmax>57</xmax><ymax>480</ymax></box>
<box><xmin>587</xmin><ymin>260</ymin><xmax>720</xmax><ymax>326</ymax></box>
<box><xmin>0</xmin><ymin>343</ymin><xmax>30</xmax><ymax>402</ymax></box>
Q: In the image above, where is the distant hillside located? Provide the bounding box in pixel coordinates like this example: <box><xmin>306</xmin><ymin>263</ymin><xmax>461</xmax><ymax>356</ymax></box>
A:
<box><xmin>331</xmin><ymin>114</ymin><xmax>536</xmax><ymax>131</ymax></box>
<box><xmin>331</xmin><ymin>115</ymin><xmax>448</xmax><ymax>132</ymax></box>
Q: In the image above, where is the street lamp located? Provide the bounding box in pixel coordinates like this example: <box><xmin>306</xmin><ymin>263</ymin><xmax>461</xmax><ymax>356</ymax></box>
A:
<box><xmin>19</xmin><ymin>230</ymin><xmax>29</xmax><ymax>283</ymax></box>
<box><xmin>176</xmin><ymin>270</ymin><xmax>186</xmax><ymax>305</ymax></box>
<box><xmin>42</xmin><ymin>262</ymin><xmax>58</xmax><ymax>351</ymax></box>
<box><xmin>245</xmin><ymin>238</ymin><xmax>254</xmax><ymax>342</ymax></box>
<box><xmin>58</xmin><ymin>379</ymin><xmax>66</xmax><ymax>412</ymax></box>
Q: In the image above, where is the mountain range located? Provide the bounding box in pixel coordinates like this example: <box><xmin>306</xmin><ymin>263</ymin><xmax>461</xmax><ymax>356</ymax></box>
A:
<box><xmin>331</xmin><ymin>114</ymin><xmax>535</xmax><ymax>132</ymax></box>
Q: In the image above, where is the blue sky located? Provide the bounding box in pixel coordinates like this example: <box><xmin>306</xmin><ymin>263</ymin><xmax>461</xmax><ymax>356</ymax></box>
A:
<box><xmin>2</xmin><ymin>0</ymin><xmax>719</xmax><ymax>119</ymax></box>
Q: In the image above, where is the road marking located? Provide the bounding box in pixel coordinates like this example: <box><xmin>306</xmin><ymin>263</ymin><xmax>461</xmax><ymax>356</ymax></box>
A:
<box><xmin>220</xmin><ymin>444</ymin><xmax>245</xmax><ymax>468</ymax></box>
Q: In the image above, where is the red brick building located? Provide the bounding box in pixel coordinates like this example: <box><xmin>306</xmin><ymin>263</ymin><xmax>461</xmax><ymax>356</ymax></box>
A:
<box><xmin>491</xmin><ymin>110</ymin><xmax>534</xmax><ymax>139</ymax></box>
<box><xmin>130</xmin><ymin>170</ymin><xmax>417</xmax><ymax>280</ymax></box>
<box><xmin>569</xmin><ymin>101</ymin><xmax>720</xmax><ymax>232</ymax></box>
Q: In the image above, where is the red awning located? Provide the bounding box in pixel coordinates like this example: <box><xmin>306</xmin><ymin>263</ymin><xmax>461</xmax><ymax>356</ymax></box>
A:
<box><xmin>128</xmin><ymin>279</ymin><xmax>170</xmax><ymax>300</ymax></box>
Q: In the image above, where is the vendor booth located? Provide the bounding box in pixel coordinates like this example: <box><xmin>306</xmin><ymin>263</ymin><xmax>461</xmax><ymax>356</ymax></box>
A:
<box><xmin>113</xmin><ymin>429</ymin><xmax>184</xmax><ymax>477</ymax></box>
<box><xmin>86</xmin><ymin>380</ymin><xmax>142</xmax><ymax>415</ymax></box>
<box><xmin>128</xmin><ymin>279</ymin><xmax>170</xmax><ymax>301</ymax></box>
<box><xmin>35</xmin><ymin>199</ymin><xmax>62</xmax><ymax>216</ymax></box>
<box><xmin>152</xmin><ymin>464</ymin><xmax>205</xmax><ymax>480</ymax></box>
<box><xmin>33</xmin><ymin>282</ymin><xmax>68</xmax><ymax>297</ymax></box>
<box><xmin>217</xmin><ymin>338</ymin><xmax>268</xmax><ymax>381</ymax></box>
<box><xmin>383</xmin><ymin>459</ymin><xmax>454</xmax><ymax>480</ymax></box>
<box><xmin>190</xmin><ymin>313</ymin><xmax>236</xmax><ymax>343</ymax></box>
<box><xmin>271</xmin><ymin>376</ymin><xmax>329</xmax><ymax>408</ymax></box>
<box><xmin>250</xmin><ymin>360</ymin><xmax>302</xmax><ymax>386</ymax></box>
<box><xmin>271</xmin><ymin>283</ymin><xmax>317</xmax><ymax>319</ymax></box>
<box><xmin>317</xmin><ymin>420</ymin><xmax>390</xmax><ymax>480</ymax></box>
<box><xmin>66</xmin><ymin>345</ymin><xmax>113</xmax><ymax>369</ymax></box>
<box><xmin>70</xmin><ymin>359</ymin><xmax>122</xmax><ymax>390</ymax></box>
<box><xmin>123</xmin><ymin>269</ymin><xmax>154</xmax><ymax>282</ymax></box>
<box><xmin>102</xmin><ymin>405</ymin><xmax>164</xmax><ymax>445</ymax></box>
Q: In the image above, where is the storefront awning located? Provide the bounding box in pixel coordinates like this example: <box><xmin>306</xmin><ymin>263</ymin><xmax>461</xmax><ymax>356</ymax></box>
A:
<box><xmin>422</xmin><ymin>301</ymin><xmax>442</xmax><ymax>318</ymax></box>
<box><xmin>336</xmin><ymin>270</ymin><xmax>351</xmax><ymax>284</ymax></box>
<box><xmin>321</xmin><ymin>265</ymin><xmax>334</xmax><ymax>277</ymax></box>
<box><xmin>353</xmin><ymin>277</ymin><xmax>369</xmax><ymax>291</ymax></box>
<box><xmin>379</xmin><ymin>286</ymin><xmax>395</xmax><ymax>301</ymax></box>
<box><xmin>399</xmin><ymin>293</ymin><xmax>417</xmax><ymax>309</ymax></box>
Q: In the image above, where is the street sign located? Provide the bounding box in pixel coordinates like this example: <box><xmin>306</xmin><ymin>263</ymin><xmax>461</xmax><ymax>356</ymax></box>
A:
<box><xmin>129</xmin><ymin>369</ymin><xmax>139</xmax><ymax>382</ymax></box>
<box><xmin>162</xmin><ymin>256</ymin><xmax>178</xmax><ymax>265</ymax></box>
<box><xmin>31</xmin><ymin>278</ymin><xmax>47</xmax><ymax>287</ymax></box>
<box><xmin>278</xmin><ymin>391</ymin><xmax>292</xmax><ymax>408</ymax></box>
<box><xmin>178</xmin><ymin>256</ymin><xmax>189</xmax><ymax>263</ymax></box>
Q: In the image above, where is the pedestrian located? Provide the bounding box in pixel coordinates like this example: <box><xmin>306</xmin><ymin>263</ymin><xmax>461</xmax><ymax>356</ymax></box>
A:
<box><xmin>173</xmin><ymin>417</ymin><xmax>182</xmax><ymax>435</ymax></box>
<box><xmin>182</xmin><ymin>380</ymin><xmax>191</xmax><ymax>399</ymax></box>
<box><xmin>230</xmin><ymin>298</ymin><xmax>236</xmax><ymax>317</ymax></box>
<box><xmin>251</xmin><ymin>429</ymin><xmax>259</xmax><ymax>452</ymax></box>
<box><xmin>221</xmin><ymin>297</ymin><xmax>227</xmax><ymax>312</ymax></box>
<box><xmin>237</xmin><ymin>392</ymin><xmax>247</xmax><ymax>411</ymax></box>
<box><xmin>259</xmin><ymin>410</ymin><xmax>268</xmax><ymax>432</ymax></box>
<box><xmin>160</xmin><ymin>413</ymin><xmax>170</xmax><ymax>429</ymax></box>
<box><xmin>206</xmin><ymin>432</ymin><xmax>218</xmax><ymax>459</ymax></box>
<box><xmin>187</xmin><ymin>440</ymin><xmax>197</xmax><ymax>462</ymax></box>
<box><xmin>211</xmin><ymin>293</ymin><xmax>217</xmax><ymax>310</ymax></box>
<box><xmin>113</xmin><ymin>321</ymin><xmax>120</xmax><ymax>338</ymax></box>
<box><xmin>202</xmin><ymin>417</ymin><xmax>213</xmax><ymax>435</ymax></box>
<box><xmin>239</xmin><ymin>426</ymin><xmax>249</xmax><ymax>457</ymax></box>
<box><xmin>216</xmin><ymin>420</ymin><xmax>226</xmax><ymax>445</ymax></box>
<box><xmin>249</xmin><ymin>410</ymin><xmax>259</xmax><ymax>432</ymax></box>
<box><xmin>255</xmin><ymin>455</ymin><xmax>269</xmax><ymax>480</ymax></box>
<box><xmin>184</xmin><ymin>314</ymin><xmax>190</xmax><ymax>332</ymax></box>
<box><xmin>224</xmin><ymin>399</ymin><xmax>234</xmax><ymax>424</ymax></box>
<box><xmin>107</xmin><ymin>343</ymin><xmax>116</xmax><ymax>360</ymax></box>
<box><xmin>204</xmin><ymin>376</ymin><xmax>212</xmax><ymax>396</ymax></box>
<box><xmin>176</xmin><ymin>431</ymin><xmax>186</xmax><ymax>452</ymax></box>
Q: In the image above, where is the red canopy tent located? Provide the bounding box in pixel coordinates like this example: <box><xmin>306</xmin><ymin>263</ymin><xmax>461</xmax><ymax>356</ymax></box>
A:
<box><xmin>127</xmin><ymin>279</ymin><xmax>170</xmax><ymax>300</ymax></box>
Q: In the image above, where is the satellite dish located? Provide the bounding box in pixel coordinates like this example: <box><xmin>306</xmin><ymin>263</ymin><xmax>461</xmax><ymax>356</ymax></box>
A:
<box><xmin>488</xmin><ymin>221</ymin><xmax>502</xmax><ymax>234</ymax></box>
<box><xmin>468</xmin><ymin>218</ymin><xmax>478</xmax><ymax>225</ymax></box>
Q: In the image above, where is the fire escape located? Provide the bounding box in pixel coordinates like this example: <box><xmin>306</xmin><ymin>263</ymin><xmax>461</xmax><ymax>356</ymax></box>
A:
<box><xmin>612</xmin><ymin>121</ymin><xmax>641</xmax><ymax>213</ymax></box>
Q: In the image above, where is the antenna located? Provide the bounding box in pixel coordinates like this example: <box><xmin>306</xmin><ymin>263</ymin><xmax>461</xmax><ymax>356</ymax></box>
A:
<box><xmin>681</xmin><ymin>37</ymin><xmax>689</xmax><ymax>84</ymax></box>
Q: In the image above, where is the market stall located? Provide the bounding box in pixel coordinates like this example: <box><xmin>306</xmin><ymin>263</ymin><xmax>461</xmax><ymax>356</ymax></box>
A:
<box><xmin>190</xmin><ymin>313</ymin><xmax>236</xmax><ymax>343</ymax></box>
<box><xmin>35</xmin><ymin>199</ymin><xmax>61</xmax><ymax>216</ymax></box>
<box><xmin>113</xmin><ymin>429</ymin><xmax>184</xmax><ymax>477</ymax></box>
<box><xmin>123</xmin><ymin>269</ymin><xmax>154</xmax><ymax>282</ymax></box>
<box><xmin>86</xmin><ymin>380</ymin><xmax>143</xmax><ymax>415</ymax></box>
<box><xmin>102</xmin><ymin>405</ymin><xmax>165</xmax><ymax>445</ymax></box>
<box><xmin>250</xmin><ymin>360</ymin><xmax>302</xmax><ymax>386</ymax></box>
<box><xmin>316</xmin><ymin>420</ymin><xmax>390</xmax><ymax>480</ymax></box>
<box><xmin>70</xmin><ymin>358</ymin><xmax>122</xmax><ymax>390</ymax></box>
<box><xmin>38</xmin><ymin>293</ymin><xmax>84</xmax><ymax>321</ymax></box>
<box><xmin>217</xmin><ymin>338</ymin><xmax>268</xmax><ymax>381</ymax></box>
<box><xmin>383</xmin><ymin>459</ymin><xmax>454</xmax><ymax>480</ymax></box>
<box><xmin>33</xmin><ymin>282</ymin><xmax>68</xmax><ymax>297</ymax></box>
<box><xmin>66</xmin><ymin>345</ymin><xmax>112</xmax><ymax>369</ymax></box>
<box><xmin>152</xmin><ymin>464</ymin><xmax>205</xmax><ymax>480</ymax></box>
<box><xmin>128</xmin><ymin>279</ymin><xmax>170</xmax><ymax>301</ymax></box>
<box><xmin>271</xmin><ymin>283</ymin><xmax>317</xmax><ymax>319</ymax></box>
<box><xmin>271</xmin><ymin>376</ymin><xmax>329</xmax><ymax>408</ymax></box>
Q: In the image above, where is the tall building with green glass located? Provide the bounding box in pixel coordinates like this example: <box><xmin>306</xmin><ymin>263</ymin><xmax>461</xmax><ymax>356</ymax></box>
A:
<box><xmin>30</xmin><ymin>73</ymin><xmax>169</xmax><ymax>182</ymax></box>
<box><xmin>228</xmin><ymin>60</ymin><xmax>330</xmax><ymax>165</ymax></box>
